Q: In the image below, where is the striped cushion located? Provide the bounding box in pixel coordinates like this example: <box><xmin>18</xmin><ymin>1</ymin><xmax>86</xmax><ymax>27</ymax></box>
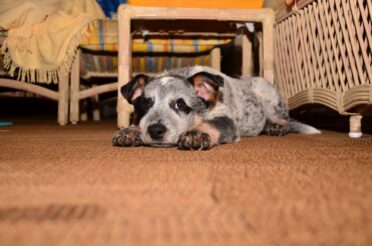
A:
<box><xmin>80</xmin><ymin>20</ymin><xmax>232</xmax><ymax>52</ymax></box>
<box><xmin>80</xmin><ymin>52</ymin><xmax>212</xmax><ymax>78</ymax></box>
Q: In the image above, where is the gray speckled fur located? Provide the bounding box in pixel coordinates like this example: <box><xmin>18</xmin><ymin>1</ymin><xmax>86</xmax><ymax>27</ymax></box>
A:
<box><xmin>114</xmin><ymin>66</ymin><xmax>320</xmax><ymax>149</ymax></box>
<box><xmin>174</xmin><ymin>66</ymin><xmax>289</xmax><ymax>137</ymax></box>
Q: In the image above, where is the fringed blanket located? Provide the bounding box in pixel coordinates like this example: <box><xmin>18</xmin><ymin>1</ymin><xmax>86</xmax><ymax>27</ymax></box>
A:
<box><xmin>0</xmin><ymin>0</ymin><xmax>105</xmax><ymax>84</ymax></box>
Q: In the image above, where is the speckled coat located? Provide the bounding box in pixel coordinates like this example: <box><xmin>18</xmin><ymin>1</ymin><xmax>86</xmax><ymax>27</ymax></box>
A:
<box><xmin>112</xmin><ymin>66</ymin><xmax>320</xmax><ymax>150</ymax></box>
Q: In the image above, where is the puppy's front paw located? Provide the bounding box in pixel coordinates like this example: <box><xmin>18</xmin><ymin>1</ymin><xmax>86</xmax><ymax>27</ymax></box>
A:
<box><xmin>112</xmin><ymin>127</ymin><xmax>143</xmax><ymax>147</ymax></box>
<box><xmin>178</xmin><ymin>130</ymin><xmax>211</xmax><ymax>150</ymax></box>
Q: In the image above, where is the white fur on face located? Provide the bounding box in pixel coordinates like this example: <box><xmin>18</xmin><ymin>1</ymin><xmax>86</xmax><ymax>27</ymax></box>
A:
<box><xmin>139</xmin><ymin>98</ymin><xmax>194</xmax><ymax>145</ymax></box>
<box><xmin>159</xmin><ymin>77</ymin><xmax>174</xmax><ymax>86</ymax></box>
<box><xmin>138</xmin><ymin>78</ymin><xmax>198</xmax><ymax>146</ymax></box>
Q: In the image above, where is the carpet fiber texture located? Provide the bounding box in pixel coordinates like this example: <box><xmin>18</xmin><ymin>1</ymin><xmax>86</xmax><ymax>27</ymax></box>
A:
<box><xmin>0</xmin><ymin>120</ymin><xmax>371</xmax><ymax>245</ymax></box>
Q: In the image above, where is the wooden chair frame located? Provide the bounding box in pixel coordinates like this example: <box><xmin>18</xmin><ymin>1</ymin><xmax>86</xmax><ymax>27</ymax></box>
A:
<box><xmin>0</xmin><ymin>77</ymin><xmax>69</xmax><ymax>125</ymax></box>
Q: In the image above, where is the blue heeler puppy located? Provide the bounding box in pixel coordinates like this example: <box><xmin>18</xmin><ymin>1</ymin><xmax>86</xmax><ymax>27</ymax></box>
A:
<box><xmin>113</xmin><ymin>66</ymin><xmax>320</xmax><ymax>150</ymax></box>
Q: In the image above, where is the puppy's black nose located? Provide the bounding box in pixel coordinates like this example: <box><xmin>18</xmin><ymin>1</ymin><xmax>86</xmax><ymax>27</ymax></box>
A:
<box><xmin>148</xmin><ymin>123</ymin><xmax>167</xmax><ymax>140</ymax></box>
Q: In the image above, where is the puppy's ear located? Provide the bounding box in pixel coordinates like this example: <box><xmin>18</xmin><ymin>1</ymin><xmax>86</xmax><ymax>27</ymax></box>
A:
<box><xmin>188</xmin><ymin>71</ymin><xmax>224</xmax><ymax>103</ymax></box>
<box><xmin>121</xmin><ymin>74</ymin><xmax>149</xmax><ymax>104</ymax></box>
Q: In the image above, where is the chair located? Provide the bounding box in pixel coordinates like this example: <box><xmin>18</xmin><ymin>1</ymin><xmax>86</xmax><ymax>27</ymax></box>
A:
<box><xmin>69</xmin><ymin>18</ymin><xmax>229</xmax><ymax>124</ymax></box>
<box><xmin>0</xmin><ymin>35</ymin><xmax>69</xmax><ymax>125</ymax></box>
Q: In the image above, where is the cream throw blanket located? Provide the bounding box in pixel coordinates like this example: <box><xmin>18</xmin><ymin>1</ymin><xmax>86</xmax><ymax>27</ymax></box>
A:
<box><xmin>0</xmin><ymin>0</ymin><xmax>105</xmax><ymax>83</ymax></box>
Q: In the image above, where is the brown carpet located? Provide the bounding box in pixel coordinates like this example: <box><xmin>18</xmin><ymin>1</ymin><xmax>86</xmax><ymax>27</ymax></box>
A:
<box><xmin>0</xmin><ymin>120</ymin><xmax>371</xmax><ymax>246</ymax></box>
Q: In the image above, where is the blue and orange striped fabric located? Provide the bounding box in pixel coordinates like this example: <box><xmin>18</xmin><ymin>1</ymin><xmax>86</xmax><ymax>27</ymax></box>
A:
<box><xmin>79</xmin><ymin>51</ymin><xmax>213</xmax><ymax>78</ymax></box>
<box><xmin>80</xmin><ymin>20</ymin><xmax>233</xmax><ymax>53</ymax></box>
<box><xmin>79</xmin><ymin>19</ymin><xmax>233</xmax><ymax>78</ymax></box>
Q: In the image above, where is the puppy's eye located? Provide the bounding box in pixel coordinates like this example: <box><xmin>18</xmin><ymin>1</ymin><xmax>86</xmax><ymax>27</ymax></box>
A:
<box><xmin>142</xmin><ymin>98</ymin><xmax>153</xmax><ymax>110</ymax></box>
<box><xmin>171</xmin><ymin>98</ymin><xmax>191</xmax><ymax>114</ymax></box>
<box><xmin>175</xmin><ymin>98</ymin><xmax>186</xmax><ymax>110</ymax></box>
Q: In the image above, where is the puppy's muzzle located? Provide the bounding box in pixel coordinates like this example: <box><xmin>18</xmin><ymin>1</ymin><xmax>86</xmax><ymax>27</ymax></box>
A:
<box><xmin>148</xmin><ymin>123</ymin><xmax>167</xmax><ymax>140</ymax></box>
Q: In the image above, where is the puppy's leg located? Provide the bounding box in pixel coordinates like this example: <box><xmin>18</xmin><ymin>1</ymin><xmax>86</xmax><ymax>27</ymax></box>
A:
<box><xmin>112</xmin><ymin>126</ymin><xmax>143</xmax><ymax>147</ymax></box>
<box><xmin>262</xmin><ymin>98</ymin><xmax>290</xmax><ymax>136</ymax></box>
<box><xmin>178</xmin><ymin>116</ymin><xmax>238</xmax><ymax>150</ymax></box>
<box><xmin>262</xmin><ymin>120</ymin><xmax>290</xmax><ymax>136</ymax></box>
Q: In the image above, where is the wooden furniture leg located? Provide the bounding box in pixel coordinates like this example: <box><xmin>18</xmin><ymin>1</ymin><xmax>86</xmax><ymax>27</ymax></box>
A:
<box><xmin>241</xmin><ymin>34</ymin><xmax>253</xmax><ymax>76</ymax></box>
<box><xmin>262</xmin><ymin>13</ymin><xmax>274</xmax><ymax>83</ymax></box>
<box><xmin>92</xmin><ymin>85</ymin><xmax>101</xmax><ymax>121</ymax></box>
<box><xmin>70</xmin><ymin>51</ymin><xmax>80</xmax><ymax>124</ymax></box>
<box><xmin>58</xmin><ymin>74</ymin><xmax>69</xmax><ymax>126</ymax></box>
<box><xmin>117</xmin><ymin>6</ymin><xmax>133</xmax><ymax>128</ymax></box>
<box><xmin>70</xmin><ymin>50</ymin><xmax>117</xmax><ymax>124</ymax></box>
<box><xmin>210</xmin><ymin>47</ymin><xmax>221</xmax><ymax>71</ymax></box>
<box><xmin>349</xmin><ymin>115</ymin><xmax>363</xmax><ymax>138</ymax></box>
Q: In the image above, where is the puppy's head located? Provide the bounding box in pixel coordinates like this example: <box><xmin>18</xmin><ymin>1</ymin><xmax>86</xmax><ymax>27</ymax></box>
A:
<box><xmin>121</xmin><ymin>70</ymin><xmax>223</xmax><ymax>147</ymax></box>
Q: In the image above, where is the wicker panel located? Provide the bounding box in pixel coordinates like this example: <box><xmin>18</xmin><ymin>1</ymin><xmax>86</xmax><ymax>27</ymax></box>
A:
<box><xmin>275</xmin><ymin>0</ymin><xmax>372</xmax><ymax>114</ymax></box>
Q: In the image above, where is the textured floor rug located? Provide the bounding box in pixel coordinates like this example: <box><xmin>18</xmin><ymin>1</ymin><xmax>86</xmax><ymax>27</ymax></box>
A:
<box><xmin>0</xmin><ymin>120</ymin><xmax>371</xmax><ymax>245</ymax></box>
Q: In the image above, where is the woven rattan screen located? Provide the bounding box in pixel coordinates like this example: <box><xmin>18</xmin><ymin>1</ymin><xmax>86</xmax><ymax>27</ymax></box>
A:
<box><xmin>275</xmin><ymin>0</ymin><xmax>371</xmax><ymax>115</ymax></box>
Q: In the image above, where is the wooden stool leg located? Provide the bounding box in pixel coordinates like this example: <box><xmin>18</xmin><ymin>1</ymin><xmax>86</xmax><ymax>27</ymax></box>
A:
<box><xmin>117</xmin><ymin>6</ymin><xmax>132</xmax><ymax>128</ymax></box>
<box><xmin>241</xmin><ymin>34</ymin><xmax>252</xmax><ymax>76</ymax></box>
<box><xmin>58</xmin><ymin>74</ymin><xmax>69</xmax><ymax>126</ymax></box>
<box><xmin>210</xmin><ymin>47</ymin><xmax>221</xmax><ymax>71</ymax></box>
<box><xmin>349</xmin><ymin>115</ymin><xmax>363</xmax><ymax>138</ymax></box>
<box><xmin>70</xmin><ymin>51</ymin><xmax>80</xmax><ymax>125</ymax></box>
<box><xmin>92</xmin><ymin>85</ymin><xmax>101</xmax><ymax>121</ymax></box>
<box><xmin>262</xmin><ymin>10</ymin><xmax>275</xmax><ymax>83</ymax></box>
<box><xmin>257</xmin><ymin>32</ymin><xmax>263</xmax><ymax>78</ymax></box>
